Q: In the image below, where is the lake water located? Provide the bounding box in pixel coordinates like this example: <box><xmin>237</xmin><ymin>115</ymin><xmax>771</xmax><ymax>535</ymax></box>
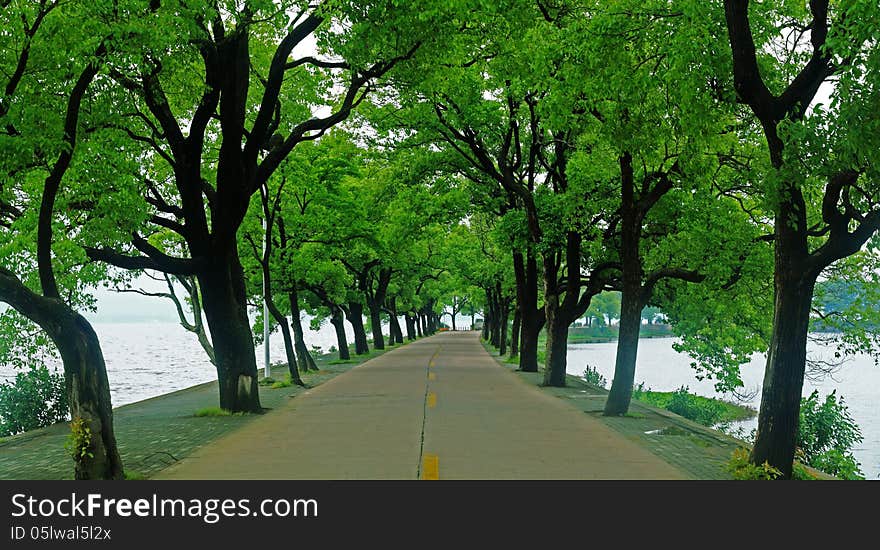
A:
<box><xmin>0</xmin><ymin>320</ymin><xmax>351</xmax><ymax>407</ymax></box>
<box><xmin>566</xmin><ymin>337</ymin><xmax>880</xmax><ymax>480</ymax></box>
<box><xmin>2</xmin><ymin>321</ymin><xmax>876</xmax><ymax>479</ymax></box>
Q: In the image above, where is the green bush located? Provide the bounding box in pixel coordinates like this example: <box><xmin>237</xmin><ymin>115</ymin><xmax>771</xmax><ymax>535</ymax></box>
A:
<box><xmin>797</xmin><ymin>390</ymin><xmax>864</xmax><ymax>480</ymax></box>
<box><xmin>581</xmin><ymin>365</ymin><xmax>607</xmax><ymax>388</ymax></box>
<box><xmin>725</xmin><ymin>448</ymin><xmax>781</xmax><ymax>480</ymax></box>
<box><xmin>665</xmin><ymin>386</ymin><xmax>726</xmax><ymax>427</ymax></box>
<box><xmin>0</xmin><ymin>365</ymin><xmax>69</xmax><ymax>437</ymax></box>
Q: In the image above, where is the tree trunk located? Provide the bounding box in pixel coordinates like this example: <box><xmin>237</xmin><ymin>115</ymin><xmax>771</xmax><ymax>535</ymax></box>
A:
<box><xmin>603</xmin><ymin>284</ymin><xmax>642</xmax><ymax>415</ymax></box>
<box><xmin>498</xmin><ymin>297</ymin><xmax>510</xmax><ymax>356</ymax></box>
<box><xmin>267</xmin><ymin>296</ymin><xmax>305</xmax><ymax>386</ymax></box>
<box><xmin>514</xmin><ymin>251</ymin><xmax>540</xmax><ymax>373</ymax></box>
<box><xmin>368</xmin><ymin>302</ymin><xmax>385</xmax><ymax>350</ymax></box>
<box><xmin>604</xmin><ymin>153</ymin><xmax>642</xmax><ymax>415</ymax></box>
<box><xmin>288</xmin><ymin>289</ymin><xmax>317</xmax><ymax>372</ymax></box>
<box><xmin>386</xmin><ymin>298</ymin><xmax>404</xmax><ymax>344</ymax></box>
<box><xmin>404</xmin><ymin>315</ymin><xmax>416</xmax><ymax>340</ymax></box>
<box><xmin>451</xmin><ymin>311</ymin><xmax>457</xmax><ymax>331</ymax></box>
<box><xmin>751</xmin><ymin>216</ymin><xmax>817</xmax><ymax>478</ymax></box>
<box><xmin>198</xmin><ymin>255</ymin><xmax>262</xmax><ymax>413</ymax></box>
<box><xmin>330</xmin><ymin>307</ymin><xmax>350</xmax><ymax>361</ymax></box>
<box><xmin>541</xmin><ymin>231</ymin><xmax>584</xmax><ymax>387</ymax></box>
<box><xmin>510</xmin><ymin>305</ymin><xmax>521</xmax><ymax>358</ymax></box>
<box><xmin>542</xmin><ymin>299</ymin><xmax>570</xmax><ymax>387</ymax></box>
<box><xmin>415</xmin><ymin>313</ymin><xmax>423</xmax><ymax>337</ymax></box>
<box><xmin>347</xmin><ymin>301</ymin><xmax>369</xmax><ymax>355</ymax></box>
<box><xmin>55</xmin><ymin>313</ymin><xmax>125</xmax><ymax>480</ymax></box>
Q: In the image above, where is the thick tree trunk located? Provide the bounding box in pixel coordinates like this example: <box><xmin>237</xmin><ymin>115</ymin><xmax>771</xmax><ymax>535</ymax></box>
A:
<box><xmin>55</xmin><ymin>313</ymin><xmax>125</xmax><ymax>480</ymax></box>
<box><xmin>386</xmin><ymin>298</ymin><xmax>404</xmax><ymax>344</ymax></box>
<box><xmin>603</xmin><ymin>285</ymin><xmax>643</xmax><ymax>415</ymax></box>
<box><xmin>330</xmin><ymin>307</ymin><xmax>350</xmax><ymax>361</ymax></box>
<box><xmin>751</xmin><ymin>217</ymin><xmax>817</xmax><ymax>478</ymax></box>
<box><xmin>415</xmin><ymin>313</ymin><xmax>423</xmax><ymax>337</ymax></box>
<box><xmin>541</xmin><ymin>232</ymin><xmax>584</xmax><ymax>387</ymax></box>
<box><xmin>514</xmin><ymin>251</ymin><xmax>540</xmax><ymax>373</ymax></box>
<box><xmin>542</xmin><ymin>300</ymin><xmax>570</xmax><ymax>387</ymax></box>
<box><xmin>404</xmin><ymin>315</ymin><xmax>416</xmax><ymax>340</ymax></box>
<box><xmin>288</xmin><ymin>289</ymin><xmax>317</xmax><ymax>372</ymax></box>
<box><xmin>490</xmin><ymin>311</ymin><xmax>500</xmax><ymax>347</ymax></box>
<box><xmin>451</xmin><ymin>311</ymin><xmax>457</xmax><ymax>331</ymax></box>
<box><xmin>347</xmin><ymin>302</ymin><xmax>369</xmax><ymax>355</ymax></box>
<box><xmin>198</xmin><ymin>256</ymin><xmax>262</xmax><ymax>413</ymax></box>
<box><xmin>751</xmin><ymin>279</ymin><xmax>814</xmax><ymax>479</ymax></box>
<box><xmin>604</xmin><ymin>153</ymin><xmax>642</xmax><ymax>415</ymax></box>
<box><xmin>368</xmin><ymin>303</ymin><xmax>385</xmax><ymax>350</ymax></box>
<box><xmin>498</xmin><ymin>298</ymin><xmax>510</xmax><ymax>356</ymax></box>
<box><xmin>510</xmin><ymin>305</ymin><xmax>521</xmax><ymax>358</ymax></box>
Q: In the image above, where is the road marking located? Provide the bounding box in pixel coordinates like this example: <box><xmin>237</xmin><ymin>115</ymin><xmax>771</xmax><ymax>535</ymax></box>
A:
<box><xmin>428</xmin><ymin>372</ymin><xmax>436</xmax><ymax>381</ymax></box>
<box><xmin>422</xmin><ymin>454</ymin><xmax>439</xmax><ymax>480</ymax></box>
<box><xmin>427</xmin><ymin>392</ymin><xmax>437</xmax><ymax>408</ymax></box>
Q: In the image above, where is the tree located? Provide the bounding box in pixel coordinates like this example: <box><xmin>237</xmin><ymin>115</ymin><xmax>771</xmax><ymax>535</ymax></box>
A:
<box><xmin>722</xmin><ymin>0</ymin><xmax>880</xmax><ymax>477</ymax></box>
<box><xmin>83</xmin><ymin>2</ymin><xmax>428</xmax><ymax>412</ymax></box>
<box><xmin>0</xmin><ymin>0</ymin><xmax>129</xmax><ymax>478</ymax></box>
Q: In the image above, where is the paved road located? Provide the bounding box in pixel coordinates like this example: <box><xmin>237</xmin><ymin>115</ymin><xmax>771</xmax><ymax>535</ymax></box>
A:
<box><xmin>157</xmin><ymin>332</ymin><xmax>686</xmax><ymax>479</ymax></box>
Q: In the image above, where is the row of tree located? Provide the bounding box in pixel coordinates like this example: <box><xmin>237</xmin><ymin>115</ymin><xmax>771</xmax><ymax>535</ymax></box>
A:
<box><xmin>1</xmin><ymin>1</ymin><xmax>878</xmax><ymax>481</ymax></box>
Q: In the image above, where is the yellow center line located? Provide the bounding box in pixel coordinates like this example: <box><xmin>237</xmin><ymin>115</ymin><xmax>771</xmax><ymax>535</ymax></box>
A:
<box><xmin>427</xmin><ymin>392</ymin><xmax>437</xmax><ymax>408</ymax></box>
<box><xmin>421</xmin><ymin>454</ymin><xmax>440</xmax><ymax>480</ymax></box>
<box><xmin>428</xmin><ymin>372</ymin><xmax>436</xmax><ymax>381</ymax></box>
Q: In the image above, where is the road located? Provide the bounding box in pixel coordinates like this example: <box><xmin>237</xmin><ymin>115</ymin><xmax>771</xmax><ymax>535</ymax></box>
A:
<box><xmin>157</xmin><ymin>331</ymin><xmax>686</xmax><ymax>479</ymax></box>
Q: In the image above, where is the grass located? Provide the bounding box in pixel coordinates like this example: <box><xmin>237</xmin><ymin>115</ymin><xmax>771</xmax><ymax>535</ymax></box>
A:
<box><xmin>124</xmin><ymin>470</ymin><xmax>148</xmax><ymax>480</ymax></box>
<box><xmin>270</xmin><ymin>377</ymin><xmax>292</xmax><ymax>389</ymax></box>
<box><xmin>193</xmin><ymin>406</ymin><xmax>245</xmax><ymax>418</ymax></box>
<box><xmin>632</xmin><ymin>386</ymin><xmax>756</xmax><ymax>426</ymax></box>
<box><xmin>328</xmin><ymin>359</ymin><xmax>358</xmax><ymax>365</ymax></box>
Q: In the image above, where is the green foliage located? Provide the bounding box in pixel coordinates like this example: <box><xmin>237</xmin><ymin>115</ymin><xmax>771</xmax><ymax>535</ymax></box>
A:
<box><xmin>581</xmin><ymin>366</ymin><xmax>607</xmax><ymax>389</ymax></box>
<box><xmin>796</xmin><ymin>391</ymin><xmax>864</xmax><ymax>480</ymax></box>
<box><xmin>665</xmin><ymin>387</ymin><xmax>727</xmax><ymax>427</ymax></box>
<box><xmin>0</xmin><ymin>365</ymin><xmax>68</xmax><ymax>437</ymax></box>
<box><xmin>65</xmin><ymin>417</ymin><xmax>93</xmax><ymax>461</ymax></box>
<box><xmin>726</xmin><ymin>448</ymin><xmax>782</xmax><ymax>480</ymax></box>
<box><xmin>270</xmin><ymin>377</ymin><xmax>293</xmax><ymax>389</ymax></box>
<box><xmin>631</xmin><ymin>383</ymin><xmax>755</xmax><ymax>427</ymax></box>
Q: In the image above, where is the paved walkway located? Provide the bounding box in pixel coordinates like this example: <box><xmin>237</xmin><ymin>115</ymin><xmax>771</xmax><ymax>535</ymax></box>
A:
<box><xmin>158</xmin><ymin>332</ymin><xmax>685</xmax><ymax>479</ymax></box>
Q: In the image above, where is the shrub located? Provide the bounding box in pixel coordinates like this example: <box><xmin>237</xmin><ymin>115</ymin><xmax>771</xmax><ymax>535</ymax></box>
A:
<box><xmin>796</xmin><ymin>390</ymin><xmax>864</xmax><ymax>480</ymax></box>
<box><xmin>726</xmin><ymin>448</ymin><xmax>781</xmax><ymax>480</ymax></box>
<box><xmin>581</xmin><ymin>365</ymin><xmax>607</xmax><ymax>388</ymax></box>
<box><xmin>665</xmin><ymin>386</ymin><xmax>726</xmax><ymax>427</ymax></box>
<box><xmin>0</xmin><ymin>364</ymin><xmax>69</xmax><ymax>437</ymax></box>
<box><xmin>65</xmin><ymin>417</ymin><xmax>93</xmax><ymax>461</ymax></box>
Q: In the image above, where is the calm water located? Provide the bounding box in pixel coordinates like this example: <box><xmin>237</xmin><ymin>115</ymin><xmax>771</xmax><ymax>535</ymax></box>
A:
<box><xmin>0</xmin><ymin>320</ymin><xmax>351</xmax><ymax>407</ymax></box>
<box><xmin>566</xmin><ymin>337</ymin><xmax>880</xmax><ymax>480</ymax></box>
